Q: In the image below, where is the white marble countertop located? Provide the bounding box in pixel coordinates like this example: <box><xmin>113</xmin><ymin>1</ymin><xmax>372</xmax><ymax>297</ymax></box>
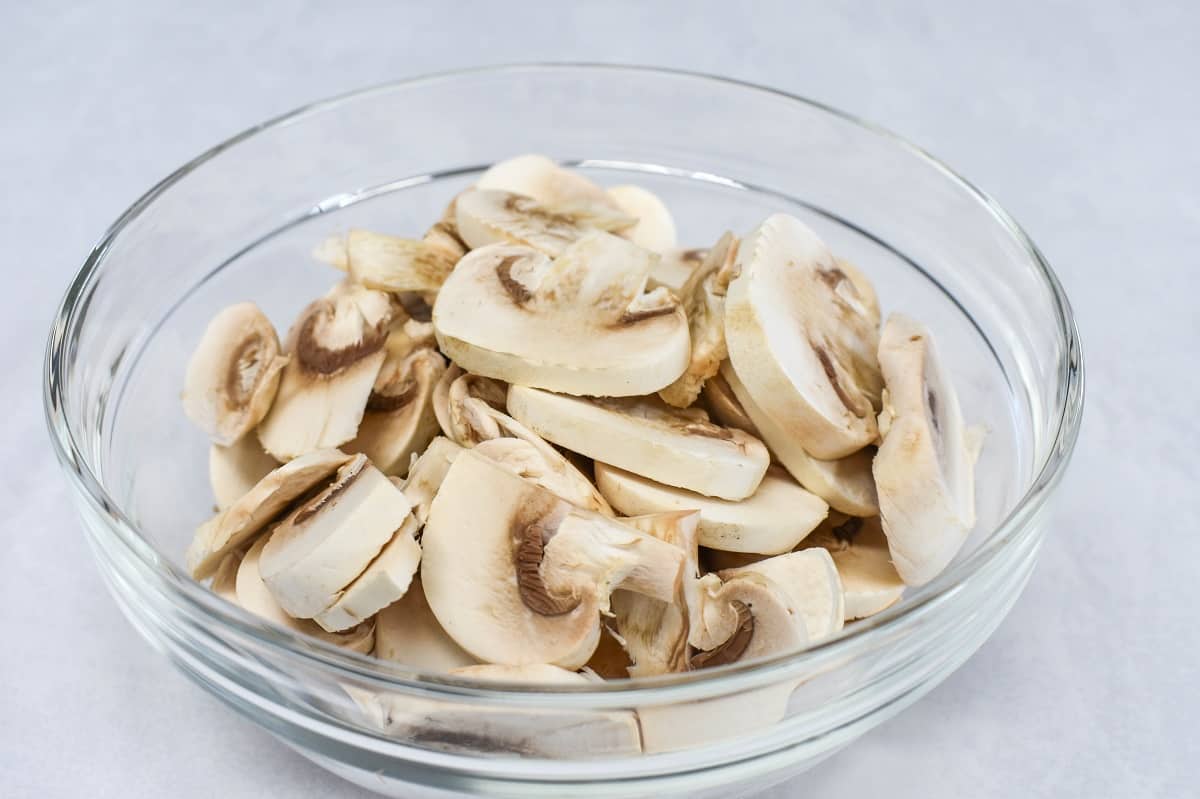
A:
<box><xmin>2</xmin><ymin>1</ymin><xmax>1195</xmax><ymax>796</ymax></box>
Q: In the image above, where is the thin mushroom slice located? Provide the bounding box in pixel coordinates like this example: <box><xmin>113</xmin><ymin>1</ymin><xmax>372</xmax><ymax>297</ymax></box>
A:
<box><xmin>345</xmin><ymin>345</ymin><xmax>446</xmax><ymax>476</ymax></box>
<box><xmin>433</xmin><ymin>366</ymin><xmax>509</xmax><ymax>445</ymax></box>
<box><xmin>374</xmin><ymin>577</ymin><xmax>477</xmax><ymax>672</ymax></box>
<box><xmin>724</xmin><ymin>214</ymin><xmax>883</xmax><ymax>459</ymax></box>
<box><xmin>718</xmin><ymin>548</ymin><xmax>845</xmax><ymax>643</ymax></box>
<box><xmin>474</xmin><ymin>437</ymin><xmax>611</xmax><ymax>514</ymax></box>
<box><xmin>687</xmin><ymin>568</ymin><xmax>810</xmax><ymax>668</ymax></box>
<box><xmin>313</xmin><ymin>229</ymin><xmax>458</xmax><ymax>294</ymax></box>
<box><xmin>595</xmin><ymin>463</ymin><xmax>827</xmax><ymax>555</ymax></box>
<box><xmin>208</xmin><ymin>437</ymin><xmax>279</xmax><ymax>511</ymax></box>
<box><xmin>434</xmin><ymin>235</ymin><xmax>689</xmax><ymax>396</ymax></box>
<box><xmin>606</xmin><ymin>185</ymin><xmax>678</xmax><ymax>252</ymax></box>
<box><xmin>659</xmin><ymin>232</ymin><xmax>739</xmax><ymax>408</ymax></box>
<box><xmin>455</xmin><ymin>189</ymin><xmax>635</xmax><ymax>256</ymax></box>
<box><xmin>396</xmin><ymin>436</ymin><xmax>463</xmax><ymax>525</ymax></box>
<box><xmin>476</xmin><ymin>154</ymin><xmax>621</xmax><ymax>211</ymax></box>
<box><xmin>259</xmin><ymin>454</ymin><xmax>412</xmax><ymax>619</ymax></box>
<box><xmin>873</xmin><ymin>314</ymin><xmax>980</xmax><ymax>586</ymax></box>
<box><xmin>722</xmin><ymin>360</ymin><xmax>878</xmax><ymax>517</ymax></box>
<box><xmin>186</xmin><ymin>448</ymin><xmax>352</xmax><ymax>579</ymax></box>
<box><xmin>701</xmin><ymin>371</ymin><xmax>759</xmax><ymax>436</ymax></box>
<box><xmin>508</xmin><ymin>386</ymin><xmax>770</xmax><ymax>501</ymax></box>
<box><xmin>649</xmin><ymin>247</ymin><xmax>706</xmax><ymax>292</ymax></box>
<box><xmin>804</xmin><ymin>515</ymin><xmax>904</xmax><ymax>621</ymax></box>
<box><xmin>182</xmin><ymin>302</ymin><xmax>288</xmax><ymax>446</ymax></box>
<box><xmin>257</xmin><ymin>285</ymin><xmax>394</xmax><ymax>460</ymax></box>
<box><xmin>420</xmin><ymin>450</ymin><xmax>685</xmax><ymax>668</ymax></box>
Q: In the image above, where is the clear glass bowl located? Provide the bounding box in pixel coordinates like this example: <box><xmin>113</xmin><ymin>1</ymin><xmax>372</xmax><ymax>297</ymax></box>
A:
<box><xmin>44</xmin><ymin>65</ymin><xmax>1083</xmax><ymax>798</ymax></box>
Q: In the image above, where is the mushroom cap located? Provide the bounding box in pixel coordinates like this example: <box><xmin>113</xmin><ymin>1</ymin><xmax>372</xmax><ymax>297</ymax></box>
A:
<box><xmin>724</xmin><ymin>214</ymin><xmax>882</xmax><ymax>459</ymax></box>
<box><xmin>606</xmin><ymin>184</ymin><xmax>678</xmax><ymax>252</ymax></box>
<box><xmin>595</xmin><ymin>462</ymin><xmax>827</xmax><ymax>555</ymax></box>
<box><xmin>374</xmin><ymin>578</ymin><xmax>477</xmax><ymax>672</ymax></box>
<box><xmin>345</xmin><ymin>346</ymin><xmax>446</xmax><ymax>475</ymax></box>
<box><xmin>804</xmin><ymin>516</ymin><xmax>905</xmax><ymax>620</ymax></box>
<box><xmin>508</xmin><ymin>387</ymin><xmax>769</xmax><ymax>501</ymax></box>
<box><xmin>208</xmin><ymin>437</ymin><xmax>279</xmax><ymax>511</ymax></box>
<box><xmin>433</xmin><ymin>236</ymin><xmax>689</xmax><ymax>397</ymax></box>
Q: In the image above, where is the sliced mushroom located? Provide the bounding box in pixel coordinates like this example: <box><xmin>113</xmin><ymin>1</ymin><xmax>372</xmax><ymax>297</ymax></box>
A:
<box><xmin>836</xmin><ymin>257</ymin><xmax>881</xmax><ymax>328</ymax></box>
<box><xmin>420</xmin><ymin>450</ymin><xmax>684</xmax><ymax>668</ymax></box>
<box><xmin>724</xmin><ymin>214</ymin><xmax>883</xmax><ymax>459</ymax></box>
<box><xmin>659</xmin><ymin>232</ymin><xmax>738</xmax><ymax>408</ymax></box>
<box><xmin>474</xmin><ymin>437</ymin><xmax>611</xmax><ymax>515</ymax></box>
<box><xmin>257</xmin><ymin>285</ymin><xmax>394</xmax><ymax>460</ymax></box>
<box><xmin>509</xmin><ymin>387</ymin><xmax>770</xmax><ymax>501</ymax></box>
<box><xmin>648</xmin><ymin>247</ymin><xmax>706</xmax><ymax>292</ymax></box>
<box><xmin>421</xmin><ymin>196</ymin><xmax>469</xmax><ymax>262</ymax></box>
<box><xmin>210</xmin><ymin>550</ymin><xmax>243</xmax><ymax>603</ymax></box>
<box><xmin>717</xmin><ymin>548</ymin><xmax>845</xmax><ymax>643</ymax></box>
<box><xmin>208</xmin><ymin>437</ymin><xmax>279</xmax><ymax>511</ymax></box>
<box><xmin>182</xmin><ymin>302</ymin><xmax>288</xmax><ymax>446</ymax></box>
<box><xmin>312</xmin><ymin>512</ymin><xmax>422</xmax><ymax>632</ymax></box>
<box><xmin>595</xmin><ymin>463</ymin><xmax>827</xmax><ymax>555</ymax></box>
<box><xmin>804</xmin><ymin>515</ymin><xmax>904</xmax><ymax>620</ymax></box>
<box><xmin>259</xmin><ymin>454</ymin><xmax>412</xmax><ymax>619</ymax></box>
<box><xmin>721</xmin><ymin>360</ymin><xmax>878</xmax><ymax>517</ymax></box>
<box><xmin>700</xmin><ymin>371</ymin><xmax>759</xmax><ymax>436</ymax></box>
<box><xmin>432</xmin><ymin>365</ymin><xmax>509</xmax><ymax>445</ymax></box>
<box><xmin>873</xmin><ymin>314</ymin><xmax>980</xmax><ymax>586</ymax></box>
<box><xmin>313</xmin><ymin>229</ymin><xmax>458</xmax><ymax>294</ymax></box>
<box><xmin>186</xmin><ymin>448</ymin><xmax>352</xmax><ymax>579</ymax></box>
<box><xmin>395</xmin><ymin>436</ymin><xmax>463</xmax><ymax>525</ymax></box>
<box><xmin>606</xmin><ymin>185</ymin><xmax>677</xmax><ymax>252</ymax></box>
<box><xmin>345</xmin><ymin>345</ymin><xmax>445</xmax><ymax>476</ymax></box>
<box><xmin>433</xmin><ymin>235</ymin><xmax>689</xmax><ymax>396</ymax></box>
<box><xmin>374</xmin><ymin>577</ymin><xmax>477</xmax><ymax>672</ymax></box>
<box><xmin>455</xmin><ymin>189</ymin><xmax>635</xmax><ymax>256</ymax></box>
<box><xmin>476</xmin><ymin>154</ymin><xmax>621</xmax><ymax>211</ymax></box>
<box><xmin>687</xmin><ymin>563</ymin><xmax>810</xmax><ymax>666</ymax></box>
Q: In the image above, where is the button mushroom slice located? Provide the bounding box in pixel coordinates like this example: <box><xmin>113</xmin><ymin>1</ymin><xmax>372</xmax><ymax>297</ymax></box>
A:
<box><xmin>210</xmin><ymin>550</ymin><xmax>243</xmax><ymax>603</ymax></box>
<box><xmin>474</xmin><ymin>437</ymin><xmax>612</xmax><ymax>515</ymax></box>
<box><xmin>208</xmin><ymin>437</ymin><xmax>279</xmax><ymax>511</ymax></box>
<box><xmin>648</xmin><ymin>247</ymin><xmax>706</xmax><ymax>292</ymax></box>
<box><xmin>717</xmin><ymin>548</ymin><xmax>845</xmax><ymax>643</ymax></box>
<box><xmin>836</xmin><ymin>257</ymin><xmax>881</xmax><ymax>328</ymax></box>
<box><xmin>236</xmin><ymin>536</ymin><xmax>375</xmax><ymax>653</ymax></box>
<box><xmin>509</xmin><ymin>386</ymin><xmax>770</xmax><ymax>501</ymax></box>
<box><xmin>476</xmin><ymin>154</ymin><xmax>630</xmax><ymax>218</ymax></box>
<box><xmin>421</xmin><ymin>196</ymin><xmax>469</xmax><ymax>262</ymax></box>
<box><xmin>256</xmin><ymin>285</ymin><xmax>393</xmax><ymax>460</ymax></box>
<box><xmin>259</xmin><ymin>454</ymin><xmax>413</xmax><ymax>619</ymax></box>
<box><xmin>595</xmin><ymin>462</ymin><xmax>827</xmax><ymax>555</ymax></box>
<box><xmin>432</xmin><ymin>365</ymin><xmax>509</xmax><ymax>445</ymax></box>
<box><xmin>804</xmin><ymin>515</ymin><xmax>904</xmax><ymax>621</ymax></box>
<box><xmin>606</xmin><ymin>185</ymin><xmax>678</xmax><ymax>252</ymax></box>
<box><xmin>186</xmin><ymin>448</ymin><xmax>352</xmax><ymax>579</ymax></box>
<box><xmin>420</xmin><ymin>450</ymin><xmax>685</xmax><ymax>669</ymax></box>
<box><xmin>700</xmin><ymin>371</ymin><xmax>759</xmax><ymax>436</ymax></box>
<box><xmin>724</xmin><ymin>213</ymin><xmax>884</xmax><ymax>459</ymax></box>
<box><xmin>687</xmin><ymin>569</ymin><xmax>810</xmax><ymax>668</ymax></box>
<box><xmin>395</xmin><ymin>436</ymin><xmax>463</xmax><ymax>526</ymax></box>
<box><xmin>313</xmin><ymin>229</ymin><xmax>459</xmax><ymax>294</ymax></box>
<box><xmin>344</xmin><ymin>346</ymin><xmax>446</xmax><ymax>476</ymax></box>
<box><xmin>659</xmin><ymin>232</ymin><xmax>739</xmax><ymax>408</ymax></box>
<box><xmin>721</xmin><ymin>360</ymin><xmax>879</xmax><ymax>517</ymax></box>
<box><xmin>182</xmin><ymin>302</ymin><xmax>288</xmax><ymax>446</ymax></box>
<box><xmin>374</xmin><ymin>577</ymin><xmax>477</xmax><ymax>672</ymax></box>
<box><xmin>455</xmin><ymin>189</ymin><xmax>636</xmax><ymax>256</ymax></box>
<box><xmin>433</xmin><ymin>235</ymin><xmax>689</xmax><ymax>396</ymax></box>
<box><xmin>873</xmin><ymin>313</ymin><xmax>981</xmax><ymax>586</ymax></box>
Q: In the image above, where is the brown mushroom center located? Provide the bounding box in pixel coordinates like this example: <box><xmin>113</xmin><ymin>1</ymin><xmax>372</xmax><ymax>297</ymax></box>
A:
<box><xmin>617</xmin><ymin>302</ymin><xmax>677</xmax><ymax>325</ymax></box>
<box><xmin>812</xmin><ymin>339</ymin><xmax>869</xmax><ymax>418</ymax></box>
<box><xmin>496</xmin><ymin>255</ymin><xmax>533</xmax><ymax>307</ymax></box>
<box><xmin>366</xmin><ymin>377</ymin><xmax>417</xmax><ymax>412</ymax></box>
<box><xmin>689</xmin><ymin>601</ymin><xmax>754</xmax><ymax>668</ymax></box>
<box><xmin>295</xmin><ymin>301</ymin><xmax>386</xmax><ymax>375</ymax></box>
<box><xmin>514</xmin><ymin>511</ymin><xmax>580</xmax><ymax>617</ymax></box>
<box><xmin>225</xmin><ymin>335</ymin><xmax>267</xmax><ymax>407</ymax></box>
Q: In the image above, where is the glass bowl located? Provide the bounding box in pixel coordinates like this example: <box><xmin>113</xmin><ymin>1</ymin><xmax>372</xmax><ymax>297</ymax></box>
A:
<box><xmin>44</xmin><ymin>64</ymin><xmax>1083</xmax><ymax>798</ymax></box>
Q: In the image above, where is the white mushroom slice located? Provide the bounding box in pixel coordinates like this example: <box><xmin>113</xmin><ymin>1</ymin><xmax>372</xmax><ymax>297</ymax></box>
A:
<box><xmin>235</xmin><ymin>536</ymin><xmax>374</xmax><ymax>653</ymax></box>
<box><xmin>700</xmin><ymin>371</ymin><xmax>759</xmax><ymax>436</ymax></box>
<box><xmin>182</xmin><ymin>302</ymin><xmax>288</xmax><ymax>446</ymax></box>
<box><xmin>609</xmin><ymin>511</ymin><xmax>700</xmax><ymax>677</ymax></box>
<box><xmin>509</xmin><ymin>387</ymin><xmax>769</xmax><ymax>501</ymax></box>
<box><xmin>648</xmin><ymin>247</ymin><xmax>706</xmax><ymax>292</ymax></box>
<box><xmin>433</xmin><ymin>366</ymin><xmax>509</xmax><ymax>445</ymax></box>
<box><xmin>606</xmin><ymin>185</ymin><xmax>677</xmax><ymax>252</ymax></box>
<box><xmin>449</xmin><ymin>664</ymin><xmax>588</xmax><ymax>684</ymax></box>
<box><xmin>476</xmin><ymin>154</ymin><xmax>620</xmax><ymax>210</ymax></box>
<box><xmin>210</xmin><ymin>550</ymin><xmax>243</xmax><ymax>603</ymax></box>
<box><xmin>208</xmin><ymin>438</ymin><xmax>279</xmax><ymax>511</ymax></box>
<box><xmin>659</xmin><ymin>232</ymin><xmax>738</xmax><ymax>408</ymax></box>
<box><xmin>185</xmin><ymin>448</ymin><xmax>352</xmax><ymax>579</ymax></box>
<box><xmin>421</xmin><ymin>450</ymin><xmax>685</xmax><ymax>668</ymax></box>
<box><xmin>595</xmin><ymin>463</ymin><xmax>827</xmax><ymax>555</ymax></box>
<box><xmin>313</xmin><ymin>229</ymin><xmax>458</xmax><ymax>293</ymax></box>
<box><xmin>805</xmin><ymin>516</ymin><xmax>904</xmax><ymax>620</ymax></box>
<box><xmin>345</xmin><ymin>346</ymin><xmax>445</xmax><ymax>476</ymax></box>
<box><xmin>718</xmin><ymin>548</ymin><xmax>845</xmax><ymax>643</ymax></box>
<box><xmin>257</xmin><ymin>286</ymin><xmax>393</xmax><ymax>460</ymax></box>
<box><xmin>374</xmin><ymin>578</ymin><xmax>477</xmax><ymax>672</ymax></box>
<box><xmin>259</xmin><ymin>455</ymin><xmax>412</xmax><ymax>619</ymax></box>
<box><xmin>687</xmin><ymin>568</ymin><xmax>809</xmax><ymax>667</ymax></box>
<box><xmin>434</xmin><ymin>235</ymin><xmax>689</xmax><ymax>396</ymax></box>
<box><xmin>873</xmin><ymin>314</ymin><xmax>980</xmax><ymax>586</ymax></box>
<box><xmin>474</xmin><ymin>437</ymin><xmax>610</xmax><ymax>514</ymax></box>
<box><xmin>312</xmin><ymin>513</ymin><xmax>422</xmax><ymax>632</ymax></box>
<box><xmin>637</xmin><ymin>681</ymin><xmax>796</xmax><ymax>753</ymax></box>
<box><xmin>396</xmin><ymin>436</ymin><xmax>463</xmax><ymax>525</ymax></box>
<box><xmin>724</xmin><ymin>214</ymin><xmax>883</xmax><ymax>459</ymax></box>
<box><xmin>836</xmin><ymin>257</ymin><xmax>881</xmax><ymax>328</ymax></box>
<box><xmin>721</xmin><ymin>360</ymin><xmax>879</xmax><ymax>517</ymax></box>
<box><xmin>455</xmin><ymin>189</ymin><xmax>634</xmax><ymax>256</ymax></box>
<box><xmin>422</xmin><ymin>196</ymin><xmax>469</xmax><ymax>261</ymax></box>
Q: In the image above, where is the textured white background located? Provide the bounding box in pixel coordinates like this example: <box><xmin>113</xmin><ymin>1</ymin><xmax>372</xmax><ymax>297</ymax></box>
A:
<box><xmin>2</xmin><ymin>1</ymin><xmax>1196</xmax><ymax>797</ymax></box>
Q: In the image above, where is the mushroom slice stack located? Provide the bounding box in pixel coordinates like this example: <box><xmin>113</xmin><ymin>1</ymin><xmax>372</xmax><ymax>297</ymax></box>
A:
<box><xmin>186</xmin><ymin>448</ymin><xmax>352</xmax><ymax>579</ymax></box>
<box><xmin>508</xmin><ymin>386</ymin><xmax>770</xmax><ymax>500</ymax></box>
<box><xmin>595</xmin><ymin>463</ymin><xmax>827</xmax><ymax>555</ymax></box>
<box><xmin>314</xmin><ymin>228</ymin><xmax>459</xmax><ymax>294</ymax></box>
<box><xmin>804</xmin><ymin>516</ymin><xmax>904</xmax><ymax>621</ymax></box>
<box><xmin>257</xmin><ymin>284</ymin><xmax>396</xmax><ymax>460</ymax></box>
<box><xmin>182</xmin><ymin>302</ymin><xmax>288</xmax><ymax>446</ymax></box>
<box><xmin>873</xmin><ymin>314</ymin><xmax>980</xmax><ymax>586</ymax></box>
<box><xmin>721</xmin><ymin>361</ymin><xmax>878</xmax><ymax>517</ymax></box>
<box><xmin>433</xmin><ymin>234</ymin><xmax>689</xmax><ymax>396</ymax></box>
<box><xmin>606</xmin><ymin>184</ymin><xmax>678</xmax><ymax>252</ymax></box>
<box><xmin>208</xmin><ymin>437</ymin><xmax>279</xmax><ymax>511</ymax></box>
<box><xmin>258</xmin><ymin>454</ymin><xmax>413</xmax><ymax>624</ymax></box>
<box><xmin>374</xmin><ymin>578</ymin><xmax>477</xmax><ymax>671</ymax></box>
<box><xmin>659</xmin><ymin>232</ymin><xmax>739</xmax><ymax>408</ymax></box>
<box><xmin>455</xmin><ymin>189</ymin><xmax>635</xmax><ymax>256</ymax></box>
<box><xmin>420</xmin><ymin>450</ymin><xmax>685</xmax><ymax>668</ymax></box>
<box><xmin>724</xmin><ymin>213</ymin><xmax>883</xmax><ymax>459</ymax></box>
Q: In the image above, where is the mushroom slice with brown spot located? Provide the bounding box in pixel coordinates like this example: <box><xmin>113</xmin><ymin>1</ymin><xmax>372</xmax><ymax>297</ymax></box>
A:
<box><xmin>256</xmin><ymin>285</ymin><xmax>394</xmax><ymax>460</ymax></box>
<box><xmin>186</xmin><ymin>448</ymin><xmax>352</xmax><ymax>579</ymax></box>
<box><xmin>659</xmin><ymin>232</ymin><xmax>739</xmax><ymax>408</ymax></box>
<box><xmin>648</xmin><ymin>247</ymin><xmax>707</xmax><ymax>292</ymax></box>
<box><xmin>208</xmin><ymin>437</ymin><xmax>279</xmax><ymax>511</ymax></box>
<box><xmin>508</xmin><ymin>387</ymin><xmax>769</xmax><ymax>501</ymax></box>
<box><xmin>873</xmin><ymin>314</ymin><xmax>981</xmax><ymax>586</ymax></box>
<box><xmin>606</xmin><ymin>185</ymin><xmax>678</xmax><ymax>252</ymax></box>
<box><xmin>259</xmin><ymin>454</ymin><xmax>412</xmax><ymax>620</ymax></box>
<box><xmin>455</xmin><ymin>189</ymin><xmax>635</xmax><ymax>256</ymax></box>
<box><xmin>687</xmin><ymin>566</ymin><xmax>809</xmax><ymax>667</ymax></box>
<box><xmin>420</xmin><ymin>450</ymin><xmax>684</xmax><ymax>668</ymax></box>
<box><xmin>182</xmin><ymin>302</ymin><xmax>288</xmax><ymax>446</ymax></box>
<box><xmin>345</xmin><ymin>345</ymin><xmax>446</xmax><ymax>476</ymax></box>
<box><xmin>374</xmin><ymin>577</ymin><xmax>477</xmax><ymax>672</ymax></box>
<box><xmin>716</xmin><ymin>548</ymin><xmax>845</xmax><ymax>643</ymax></box>
<box><xmin>721</xmin><ymin>360</ymin><xmax>878</xmax><ymax>517</ymax></box>
<box><xmin>474</xmin><ymin>154</ymin><xmax>633</xmax><ymax>231</ymax></box>
<box><xmin>803</xmin><ymin>515</ymin><xmax>904</xmax><ymax>620</ymax></box>
<box><xmin>433</xmin><ymin>234</ymin><xmax>689</xmax><ymax>396</ymax></box>
<box><xmin>314</xmin><ymin>229</ymin><xmax>459</xmax><ymax>294</ymax></box>
<box><xmin>724</xmin><ymin>214</ymin><xmax>883</xmax><ymax>459</ymax></box>
<box><xmin>700</xmin><ymin>371</ymin><xmax>759</xmax><ymax>436</ymax></box>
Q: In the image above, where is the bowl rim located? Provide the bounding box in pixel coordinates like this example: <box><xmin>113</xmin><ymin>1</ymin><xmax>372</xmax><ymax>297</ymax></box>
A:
<box><xmin>43</xmin><ymin>62</ymin><xmax>1084</xmax><ymax>701</ymax></box>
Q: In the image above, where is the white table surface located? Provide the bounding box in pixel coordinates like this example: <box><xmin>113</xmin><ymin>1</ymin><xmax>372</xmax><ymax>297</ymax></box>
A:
<box><xmin>2</xmin><ymin>1</ymin><xmax>1196</xmax><ymax>796</ymax></box>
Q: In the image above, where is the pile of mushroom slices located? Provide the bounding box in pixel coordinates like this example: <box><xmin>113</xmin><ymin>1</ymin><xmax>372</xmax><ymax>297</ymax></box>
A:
<box><xmin>182</xmin><ymin>153</ymin><xmax>983</xmax><ymax>685</ymax></box>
